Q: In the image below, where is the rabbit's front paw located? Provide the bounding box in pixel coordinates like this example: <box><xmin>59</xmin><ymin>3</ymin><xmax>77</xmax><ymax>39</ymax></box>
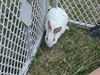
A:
<box><xmin>66</xmin><ymin>26</ymin><xmax>69</xmax><ymax>30</ymax></box>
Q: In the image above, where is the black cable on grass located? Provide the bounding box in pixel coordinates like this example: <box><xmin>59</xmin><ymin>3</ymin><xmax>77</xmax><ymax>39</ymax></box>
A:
<box><xmin>89</xmin><ymin>23</ymin><xmax>100</xmax><ymax>37</ymax></box>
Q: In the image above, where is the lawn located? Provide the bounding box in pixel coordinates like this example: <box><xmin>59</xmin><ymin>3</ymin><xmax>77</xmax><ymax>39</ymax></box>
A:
<box><xmin>28</xmin><ymin>24</ymin><xmax>100</xmax><ymax>75</ymax></box>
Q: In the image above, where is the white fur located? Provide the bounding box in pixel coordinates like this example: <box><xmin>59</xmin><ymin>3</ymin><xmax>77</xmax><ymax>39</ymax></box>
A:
<box><xmin>45</xmin><ymin>7</ymin><xmax>69</xmax><ymax>47</ymax></box>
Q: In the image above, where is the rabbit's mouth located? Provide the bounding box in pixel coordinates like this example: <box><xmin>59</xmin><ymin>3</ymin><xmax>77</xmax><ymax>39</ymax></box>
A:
<box><xmin>46</xmin><ymin>40</ymin><xmax>57</xmax><ymax>47</ymax></box>
<box><xmin>45</xmin><ymin>42</ymin><xmax>53</xmax><ymax>47</ymax></box>
<box><xmin>45</xmin><ymin>41</ymin><xmax>55</xmax><ymax>47</ymax></box>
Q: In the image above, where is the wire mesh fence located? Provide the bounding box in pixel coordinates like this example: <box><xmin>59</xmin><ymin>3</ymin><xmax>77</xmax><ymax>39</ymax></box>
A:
<box><xmin>0</xmin><ymin>0</ymin><xmax>48</xmax><ymax>75</ymax></box>
<box><xmin>59</xmin><ymin>0</ymin><xmax>100</xmax><ymax>27</ymax></box>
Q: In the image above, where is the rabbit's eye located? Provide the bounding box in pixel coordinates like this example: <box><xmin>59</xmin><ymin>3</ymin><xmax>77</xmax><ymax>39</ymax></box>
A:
<box><xmin>46</xmin><ymin>37</ymin><xmax>48</xmax><ymax>40</ymax></box>
<box><xmin>53</xmin><ymin>38</ymin><xmax>55</xmax><ymax>41</ymax></box>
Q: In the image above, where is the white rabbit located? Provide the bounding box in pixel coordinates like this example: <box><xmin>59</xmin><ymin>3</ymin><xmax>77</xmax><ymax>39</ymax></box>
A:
<box><xmin>45</xmin><ymin>7</ymin><xmax>69</xmax><ymax>47</ymax></box>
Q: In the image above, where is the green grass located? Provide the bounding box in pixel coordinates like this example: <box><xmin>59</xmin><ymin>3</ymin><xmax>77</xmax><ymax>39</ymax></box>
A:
<box><xmin>28</xmin><ymin>24</ymin><xmax>100</xmax><ymax>75</ymax></box>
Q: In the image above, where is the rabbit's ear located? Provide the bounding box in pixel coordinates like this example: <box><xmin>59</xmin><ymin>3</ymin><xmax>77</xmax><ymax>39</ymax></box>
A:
<box><xmin>48</xmin><ymin>20</ymin><xmax>52</xmax><ymax>30</ymax></box>
<box><xmin>54</xmin><ymin>27</ymin><xmax>62</xmax><ymax>34</ymax></box>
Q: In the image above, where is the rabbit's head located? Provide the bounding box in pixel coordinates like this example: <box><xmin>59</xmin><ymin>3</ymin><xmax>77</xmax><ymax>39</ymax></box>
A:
<box><xmin>45</xmin><ymin>20</ymin><xmax>63</xmax><ymax>47</ymax></box>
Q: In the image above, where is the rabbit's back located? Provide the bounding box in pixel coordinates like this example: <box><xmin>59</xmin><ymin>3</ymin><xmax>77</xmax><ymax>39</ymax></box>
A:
<box><xmin>46</xmin><ymin>7</ymin><xmax>68</xmax><ymax>28</ymax></box>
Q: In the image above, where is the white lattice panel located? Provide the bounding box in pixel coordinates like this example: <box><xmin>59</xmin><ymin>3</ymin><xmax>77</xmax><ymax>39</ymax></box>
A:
<box><xmin>0</xmin><ymin>0</ymin><xmax>48</xmax><ymax>75</ymax></box>
<box><xmin>59</xmin><ymin>0</ymin><xmax>100</xmax><ymax>27</ymax></box>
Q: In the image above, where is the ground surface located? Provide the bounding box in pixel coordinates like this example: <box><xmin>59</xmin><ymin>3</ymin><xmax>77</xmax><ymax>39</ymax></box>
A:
<box><xmin>28</xmin><ymin>24</ymin><xmax>100</xmax><ymax>75</ymax></box>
